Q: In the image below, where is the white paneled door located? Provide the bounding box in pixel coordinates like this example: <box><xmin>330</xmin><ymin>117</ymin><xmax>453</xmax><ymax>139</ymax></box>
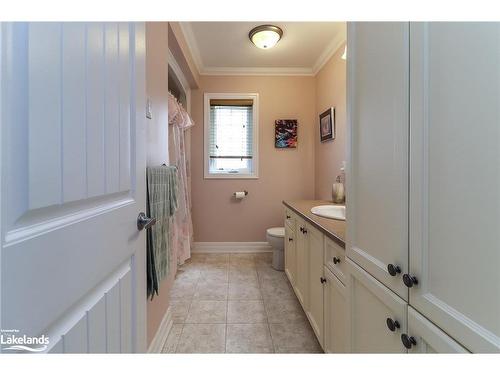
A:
<box><xmin>0</xmin><ymin>23</ymin><xmax>147</xmax><ymax>353</ymax></box>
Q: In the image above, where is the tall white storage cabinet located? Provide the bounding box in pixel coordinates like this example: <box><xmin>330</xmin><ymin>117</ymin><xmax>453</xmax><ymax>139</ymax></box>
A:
<box><xmin>408</xmin><ymin>22</ymin><xmax>500</xmax><ymax>353</ymax></box>
<box><xmin>347</xmin><ymin>22</ymin><xmax>500</xmax><ymax>353</ymax></box>
<box><xmin>346</xmin><ymin>22</ymin><xmax>410</xmax><ymax>301</ymax></box>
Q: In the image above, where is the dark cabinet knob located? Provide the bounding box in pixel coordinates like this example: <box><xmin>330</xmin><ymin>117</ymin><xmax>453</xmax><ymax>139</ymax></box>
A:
<box><xmin>303</xmin><ymin>228</ymin><xmax>308</xmax><ymax>234</ymax></box>
<box><xmin>288</xmin><ymin>237</ymin><xmax>293</xmax><ymax>242</ymax></box>
<box><xmin>286</xmin><ymin>215</ymin><xmax>291</xmax><ymax>219</ymax></box>
<box><xmin>403</xmin><ymin>274</ymin><xmax>419</xmax><ymax>288</ymax></box>
<box><xmin>401</xmin><ymin>334</ymin><xmax>417</xmax><ymax>349</ymax></box>
<box><xmin>386</xmin><ymin>318</ymin><xmax>400</xmax><ymax>332</ymax></box>
<box><xmin>387</xmin><ymin>264</ymin><xmax>401</xmax><ymax>277</ymax></box>
<box><xmin>333</xmin><ymin>257</ymin><xmax>341</xmax><ymax>264</ymax></box>
<box><xmin>320</xmin><ymin>277</ymin><xmax>327</xmax><ymax>284</ymax></box>
<box><xmin>299</xmin><ymin>226</ymin><xmax>304</xmax><ymax>233</ymax></box>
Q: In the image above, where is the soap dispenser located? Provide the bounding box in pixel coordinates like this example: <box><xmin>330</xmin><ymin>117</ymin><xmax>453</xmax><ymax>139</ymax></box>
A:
<box><xmin>332</xmin><ymin>175</ymin><xmax>345</xmax><ymax>204</ymax></box>
<box><xmin>332</xmin><ymin>163</ymin><xmax>346</xmax><ymax>204</ymax></box>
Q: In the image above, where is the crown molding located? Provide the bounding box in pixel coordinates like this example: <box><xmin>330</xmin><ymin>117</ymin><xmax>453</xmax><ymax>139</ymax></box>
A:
<box><xmin>199</xmin><ymin>66</ymin><xmax>315</xmax><ymax>76</ymax></box>
<box><xmin>311</xmin><ymin>31</ymin><xmax>346</xmax><ymax>75</ymax></box>
<box><xmin>178</xmin><ymin>22</ymin><xmax>204</xmax><ymax>75</ymax></box>
<box><xmin>178</xmin><ymin>22</ymin><xmax>346</xmax><ymax>77</ymax></box>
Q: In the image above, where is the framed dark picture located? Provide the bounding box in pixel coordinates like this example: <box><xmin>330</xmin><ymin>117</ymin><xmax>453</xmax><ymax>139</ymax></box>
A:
<box><xmin>319</xmin><ymin>107</ymin><xmax>335</xmax><ymax>142</ymax></box>
<box><xmin>275</xmin><ymin>119</ymin><xmax>298</xmax><ymax>148</ymax></box>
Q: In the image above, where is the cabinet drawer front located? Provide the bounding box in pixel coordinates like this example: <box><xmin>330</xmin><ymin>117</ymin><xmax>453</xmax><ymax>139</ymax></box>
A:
<box><xmin>284</xmin><ymin>208</ymin><xmax>296</xmax><ymax>230</ymax></box>
<box><xmin>347</xmin><ymin>258</ymin><xmax>408</xmax><ymax>353</ymax></box>
<box><xmin>407</xmin><ymin>307</ymin><xmax>469</xmax><ymax>353</ymax></box>
<box><xmin>324</xmin><ymin>236</ymin><xmax>346</xmax><ymax>285</ymax></box>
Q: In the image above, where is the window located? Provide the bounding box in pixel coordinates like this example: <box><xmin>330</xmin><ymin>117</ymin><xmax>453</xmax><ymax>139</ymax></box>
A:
<box><xmin>204</xmin><ymin>93</ymin><xmax>259</xmax><ymax>178</ymax></box>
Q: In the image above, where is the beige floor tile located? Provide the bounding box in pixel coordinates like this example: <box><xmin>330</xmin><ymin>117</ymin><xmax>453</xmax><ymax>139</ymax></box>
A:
<box><xmin>256</xmin><ymin>264</ymin><xmax>287</xmax><ymax>281</ymax></box>
<box><xmin>229</xmin><ymin>253</ymin><xmax>255</xmax><ymax>267</ymax></box>
<box><xmin>264</xmin><ymin>298</ymin><xmax>307</xmax><ymax>323</ymax></box>
<box><xmin>204</xmin><ymin>253</ymin><xmax>230</xmax><ymax>264</ymax></box>
<box><xmin>229</xmin><ymin>268</ymin><xmax>258</xmax><ymax>283</ymax></box>
<box><xmin>199</xmin><ymin>268</ymin><xmax>229</xmax><ymax>283</ymax></box>
<box><xmin>176</xmin><ymin>324</ymin><xmax>226</xmax><ymax>353</ymax></box>
<box><xmin>226</xmin><ymin>324</ymin><xmax>273</xmax><ymax>353</ymax></box>
<box><xmin>254</xmin><ymin>253</ymin><xmax>272</xmax><ymax>265</ymax></box>
<box><xmin>269</xmin><ymin>322</ymin><xmax>323</xmax><ymax>353</ymax></box>
<box><xmin>227</xmin><ymin>300</ymin><xmax>267</xmax><ymax>323</ymax></box>
<box><xmin>175</xmin><ymin>266</ymin><xmax>201</xmax><ymax>283</ymax></box>
<box><xmin>170</xmin><ymin>280</ymin><xmax>197</xmax><ymax>300</ymax></box>
<box><xmin>161</xmin><ymin>324</ymin><xmax>183</xmax><ymax>353</ymax></box>
<box><xmin>260</xmin><ymin>278</ymin><xmax>296</xmax><ymax>301</ymax></box>
<box><xmin>185</xmin><ymin>300</ymin><xmax>227</xmax><ymax>323</ymax></box>
<box><xmin>228</xmin><ymin>282</ymin><xmax>262</xmax><ymax>300</ymax></box>
<box><xmin>193</xmin><ymin>281</ymin><xmax>228</xmax><ymax>301</ymax></box>
<box><xmin>171</xmin><ymin>300</ymin><xmax>192</xmax><ymax>323</ymax></box>
<box><xmin>229</xmin><ymin>262</ymin><xmax>256</xmax><ymax>272</ymax></box>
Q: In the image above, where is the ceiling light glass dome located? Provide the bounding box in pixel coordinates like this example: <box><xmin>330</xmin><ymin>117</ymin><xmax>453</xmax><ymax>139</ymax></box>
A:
<box><xmin>249</xmin><ymin>25</ymin><xmax>283</xmax><ymax>49</ymax></box>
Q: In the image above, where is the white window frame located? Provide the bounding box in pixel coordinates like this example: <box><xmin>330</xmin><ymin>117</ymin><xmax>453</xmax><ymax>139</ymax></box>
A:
<box><xmin>204</xmin><ymin>92</ymin><xmax>259</xmax><ymax>179</ymax></box>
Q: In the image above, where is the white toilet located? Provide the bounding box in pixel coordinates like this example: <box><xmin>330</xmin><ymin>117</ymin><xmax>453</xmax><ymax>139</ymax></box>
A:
<box><xmin>266</xmin><ymin>227</ymin><xmax>285</xmax><ymax>271</ymax></box>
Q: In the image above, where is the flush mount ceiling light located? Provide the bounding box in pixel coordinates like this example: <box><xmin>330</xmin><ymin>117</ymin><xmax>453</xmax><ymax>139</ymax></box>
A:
<box><xmin>249</xmin><ymin>25</ymin><xmax>283</xmax><ymax>49</ymax></box>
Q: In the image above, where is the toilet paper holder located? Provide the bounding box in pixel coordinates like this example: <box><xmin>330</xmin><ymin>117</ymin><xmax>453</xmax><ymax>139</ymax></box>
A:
<box><xmin>233</xmin><ymin>190</ymin><xmax>249</xmax><ymax>197</ymax></box>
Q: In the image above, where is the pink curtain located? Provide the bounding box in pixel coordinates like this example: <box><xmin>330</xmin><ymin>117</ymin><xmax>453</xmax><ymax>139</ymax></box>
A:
<box><xmin>168</xmin><ymin>93</ymin><xmax>194</xmax><ymax>265</ymax></box>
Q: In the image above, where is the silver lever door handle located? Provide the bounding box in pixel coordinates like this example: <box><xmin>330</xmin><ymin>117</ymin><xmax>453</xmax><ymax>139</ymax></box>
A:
<box><xmin>137</xmin><ymin>212</ymin><xmax>156</xmax><ymax>231</ymax></box>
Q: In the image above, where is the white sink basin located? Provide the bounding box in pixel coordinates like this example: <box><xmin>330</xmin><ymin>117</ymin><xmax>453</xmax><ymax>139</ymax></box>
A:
<box><xmin>310</xmin><ymin>205</ymin><xmax>346</xmax><ymax>221</ymax></box>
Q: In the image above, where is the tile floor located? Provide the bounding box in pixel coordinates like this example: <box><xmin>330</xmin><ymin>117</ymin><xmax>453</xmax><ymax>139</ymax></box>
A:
<box><xmin>162</xmin><ymin>252</ymin><xmax>322</xmax><ymax>353</ymax></box>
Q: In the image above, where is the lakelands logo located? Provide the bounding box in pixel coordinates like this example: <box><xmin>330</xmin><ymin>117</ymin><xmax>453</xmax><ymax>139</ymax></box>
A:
<box><xmin>1</xmin><ymin>329</ymin><xmax>49</xmax><ymax>353</ymax></box>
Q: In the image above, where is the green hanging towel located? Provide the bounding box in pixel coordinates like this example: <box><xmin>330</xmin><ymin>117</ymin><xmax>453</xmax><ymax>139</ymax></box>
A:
<box><xmin>146</xmin><ymin>165</ymin><xmax>178</xmax><ymax>300</ymax></box>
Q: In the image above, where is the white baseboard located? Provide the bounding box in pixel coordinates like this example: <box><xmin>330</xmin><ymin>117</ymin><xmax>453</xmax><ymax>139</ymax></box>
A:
<box><xmin>147</xmin><ymin>307</ymin><xmax>173</xmax><ymax>353</ymax></box>
<box><xmin>192</xmin><ymin>242</ymin><xmax>272</xmax><ymax>253</ymax></box>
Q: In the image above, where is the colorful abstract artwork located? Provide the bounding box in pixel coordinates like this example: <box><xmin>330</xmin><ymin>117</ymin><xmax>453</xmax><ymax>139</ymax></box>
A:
<box><xmin>275</xmin><ymin>119</ymin><xmax>298</xmax><ymax>148</ymax></box>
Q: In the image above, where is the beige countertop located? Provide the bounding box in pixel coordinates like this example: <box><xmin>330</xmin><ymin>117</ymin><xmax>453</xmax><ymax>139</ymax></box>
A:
<box><xmin>283</xmin><ymin>200</ymin><xmax>346</xmax><ymax>249</ymax></box>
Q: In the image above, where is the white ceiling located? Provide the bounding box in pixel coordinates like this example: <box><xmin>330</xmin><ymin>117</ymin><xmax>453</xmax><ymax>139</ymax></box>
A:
<box><xmin>179</xmin><ymin>22</ymin><xmax>346</xmax><ymax>76</ymax></box>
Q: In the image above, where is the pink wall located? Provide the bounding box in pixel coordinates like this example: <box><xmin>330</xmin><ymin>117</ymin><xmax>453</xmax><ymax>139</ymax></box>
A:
<box><xmin>191</xmin><ymin>75</ymin><xmax>316</xmax><ymax>242</ymax></box>
<box><xmin>145</xmin><ymin>22</ymin><xmax>177</xmax><ymax>347</ymax></box>
<box><xmin>314</xmin><ymin>43</ymin><xmax>347</xmax><ymax>200</ymax></box>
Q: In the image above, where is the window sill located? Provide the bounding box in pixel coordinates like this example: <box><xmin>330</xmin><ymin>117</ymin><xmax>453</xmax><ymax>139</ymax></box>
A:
<box><xmin>204</xmin><ymin>173</ymin><xmax>259</xmax><ymax>180</ymax></box>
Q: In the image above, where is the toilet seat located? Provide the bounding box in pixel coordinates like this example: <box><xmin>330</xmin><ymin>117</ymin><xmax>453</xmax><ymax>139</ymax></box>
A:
<box><xmin>266</xmin><ymin>227</ymin><xmax>285</xmax><ymax>238</ymax></box>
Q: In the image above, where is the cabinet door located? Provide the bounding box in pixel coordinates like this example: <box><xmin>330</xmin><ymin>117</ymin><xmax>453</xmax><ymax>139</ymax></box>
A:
<box><xmin>306</xmin><ymin>224</ymin><xmax>324</xmax><ymax>346</ymax></box>
<box><xmin>406</xmin><ymin>307</ymin><xmax>469</xmax><ymax>353</ymax></box>
<box><xmin>409</xmin><ymin>22</ymin><xmax>500</xmax><ymax>353</ymax></box>
<box><xmin>284</xmin><ymin>223</ymin><xmax>296</xmax><ymax>287</ymax></box>
<box><xmin>347</xmin><ymin>259</ymin><xmax>407</xmax><ymax>353</ymax></box>
<box><xmin>295</xmin><ymin>217</ymin><xmax>309</xmax><ymax>309</ymax></box>
<box><xmin>346</xmin><ymin>22</ymin><xmax>409</xmax><ymax>300</ymax></box>
<box><xmin>324</xmin><ymin>267</ymin><xmax>348</xmax><ymax>353</ymax></box>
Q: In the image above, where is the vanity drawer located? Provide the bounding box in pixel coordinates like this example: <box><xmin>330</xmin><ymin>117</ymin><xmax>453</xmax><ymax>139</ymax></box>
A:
<box><xmin>324</xmin><ymin>236</ymin><xmax>346</xmax><ymax>285</ymax></box>
<box><xmin>284</xmin><ymin>208</ymin><xmax>297</xmax><ymax>231</ymax></box>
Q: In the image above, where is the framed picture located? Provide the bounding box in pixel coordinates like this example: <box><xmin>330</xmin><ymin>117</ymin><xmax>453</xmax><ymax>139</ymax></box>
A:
<box><xmin>319</xmin><ymin>107</ymin><xmax>335</xmax><ymax>142</ymax></box>
<box><xmin>275</xmin><ymin>119</ymin><xmax>298</xmax><ymax>148</ymax></box>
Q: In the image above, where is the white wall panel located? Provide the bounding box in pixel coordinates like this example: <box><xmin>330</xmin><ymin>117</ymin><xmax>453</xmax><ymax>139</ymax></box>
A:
<box><xmin>104</xmin><ymin>23</ymin><xmax>120</xmax><ymax>194</ymax></box>
<box><xmin>120</xmin><ymin>271</ymin><xmax>132</xmax><ymax>353</ymax></box>
<box><xmin>62</xmin><ymin>23</ymin><xmax>87</xmax><ymax>203</ymax></box>
<box><xmin>86</xmin><ymin>23</ymin><xmax>106</xmax><ymax>197</ymax></box>
<box><xmin>87</xmin><ymin>297</ymin><xmax>106</xmax><ymax>353</ymax></box>
<box><xmin>106</xmin><ymin>282</ymin><xmax>121</xmax><ymax>353</ymax></box>
<box><xmin>119</xmin><ymin>23</ymin><xmax>131</xmax><ymax>191</ymax></box>
<box><xmin>62</xmin><ymin>315</ymin><xmax>88</xmax><ymax>353</ymax></box>
<box><xmin>28</xmin><ymin>23</ymin><xmax>62</xmax><ymax>209</ymax></box>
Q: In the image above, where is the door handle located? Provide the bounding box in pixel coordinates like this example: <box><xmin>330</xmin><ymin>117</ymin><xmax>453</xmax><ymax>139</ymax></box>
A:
<box><xmin>137</xmin><ymin>212</ymin><xmax>156</xmax><ymax>231</ymax></box>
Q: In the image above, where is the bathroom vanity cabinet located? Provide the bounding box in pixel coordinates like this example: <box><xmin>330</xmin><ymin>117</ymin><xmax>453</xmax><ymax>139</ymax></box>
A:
<box><xmin>283</xmin><ymin>201</ymin><xmax>348</xmax><ymax>353</ymax></box>
<box><xmin>347</xmin><ymin>22</ymin><xmax>500</xmax><ymax>353</ymax></box>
